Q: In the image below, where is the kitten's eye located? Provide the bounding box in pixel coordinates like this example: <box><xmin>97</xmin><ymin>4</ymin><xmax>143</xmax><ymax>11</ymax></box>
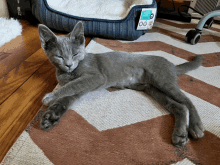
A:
<box><xmin>72</xmin><ymin>54</ymin><xmax>78</xmax><ymax>58</ymax></box>
<box><xmin>57</xmin><ymin>56</ymin><xmax>64</xmax><ymax>59</ymax></box>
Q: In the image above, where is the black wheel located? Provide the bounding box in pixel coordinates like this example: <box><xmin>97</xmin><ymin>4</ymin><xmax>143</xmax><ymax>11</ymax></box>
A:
<box><xmin>185</xmin><ymin>30</ymin><xmax>202</xmax><ymax>45</ymax></box>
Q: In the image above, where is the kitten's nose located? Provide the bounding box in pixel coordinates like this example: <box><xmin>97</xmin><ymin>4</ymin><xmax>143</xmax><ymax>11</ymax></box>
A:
<box><xmin>66</xmin><ymin>64</ymin><xmax>72</xmax><ymax>68</ymax></box>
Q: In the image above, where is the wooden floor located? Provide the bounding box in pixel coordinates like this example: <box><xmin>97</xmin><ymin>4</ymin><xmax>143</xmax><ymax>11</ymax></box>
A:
<box><xmin>0</xmin><ymin>20</ymin><xmax>91</xmax><ymax>162</ymax></box>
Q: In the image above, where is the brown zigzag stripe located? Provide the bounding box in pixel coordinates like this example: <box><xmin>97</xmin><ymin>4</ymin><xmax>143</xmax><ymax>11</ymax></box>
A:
<box><xmin>153</xmin><ymin>27</ymin><xmax>220</xmax><ymax>43</ymax></box>
<box><xmin>95</xmin><ymin>38</ymin><xmax>220</xmax><ymax>67</ymax></box>
<box><xmin>157</xmin><ymin>19</ymin><xmax>220</xmax><ymax>33</ymax></box>
<box><xmin>157</xmin><ymin>19</ymin><xmax>197</xmax><ymax>28</ymax></box>
<box><xmin>178</xmin><ymin>75</ymin><xmax>220</xmax><ymax>107</ymax></box>
<box><xmin>29</xmin><ymin>110</ymin><xmax>220</xmax><ymax>165</ymax></box>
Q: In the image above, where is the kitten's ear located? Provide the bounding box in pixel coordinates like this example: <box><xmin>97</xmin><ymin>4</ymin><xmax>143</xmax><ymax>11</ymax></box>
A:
<box><xmin>38</xmin><ymin>24</ymin><xmax>57</xmax><ymax>50</ymax></box>
<box><xmin>70</xmin><ymin>21</ymin><xmax>85</xmax><ymax>45</ymax></box>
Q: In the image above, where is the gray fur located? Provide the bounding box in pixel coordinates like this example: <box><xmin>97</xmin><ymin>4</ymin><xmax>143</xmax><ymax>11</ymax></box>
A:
<box><xmin>176</xmin><ymin>55</ymin><xmax>203</xmax><ymax>76</ymax></box>
<box><xmin>38</xmin><ymin>22</ymin><xmax>205</xmax><ymax>148</ymax></box>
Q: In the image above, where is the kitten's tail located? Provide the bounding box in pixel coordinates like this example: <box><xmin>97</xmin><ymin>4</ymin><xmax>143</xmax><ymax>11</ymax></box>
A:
<box><xmin>175</xmin><ymin>55</ymin><xmax>203</xmax><ymax>76</ymax></box>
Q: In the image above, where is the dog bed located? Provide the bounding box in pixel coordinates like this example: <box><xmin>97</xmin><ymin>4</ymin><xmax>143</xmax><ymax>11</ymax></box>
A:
<box><xmin>32</xmin><ymin>0</ymin><xmax>157</xmax><ymax>40</ymax></box>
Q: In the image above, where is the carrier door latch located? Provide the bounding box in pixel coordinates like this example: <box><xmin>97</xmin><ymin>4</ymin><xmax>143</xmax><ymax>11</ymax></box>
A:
<box><xmin>17</xmin><ymin>0</ymin><xmax>22</xmax><ymax>16</ymax></box>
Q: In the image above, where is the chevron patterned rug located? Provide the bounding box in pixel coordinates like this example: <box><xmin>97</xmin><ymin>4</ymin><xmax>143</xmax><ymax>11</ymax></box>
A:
<box><xmin>1</xmin><ymin>19</ymin><xmax>220</xmax><ymax>165</ymax></box>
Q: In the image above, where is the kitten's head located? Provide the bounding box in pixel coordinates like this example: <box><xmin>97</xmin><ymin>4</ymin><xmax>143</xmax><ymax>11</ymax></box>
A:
<box><xmin>38</xmin><ymin>21</ymin><xmax>85</xmax><ymax>73</ymax></box>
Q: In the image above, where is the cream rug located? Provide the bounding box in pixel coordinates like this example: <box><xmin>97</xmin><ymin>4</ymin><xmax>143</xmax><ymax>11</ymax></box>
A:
<box><xmin>0</xmin><ymin>17</ymin><xmax>22</xmax><ymax>48</ymax></box>
<box><xmin>1</xmin><ymin>18</ymin><xmax>220</xmax><ymax>165</ymax></box>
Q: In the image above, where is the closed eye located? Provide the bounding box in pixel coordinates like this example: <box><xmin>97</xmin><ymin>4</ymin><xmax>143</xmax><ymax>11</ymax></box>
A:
<box><xmin>72</xmin><ymin>53</ymin><xmax>78</xmax><ymax>58</ymax></box>
<box><xmin>56</xmin><ymin>56</ymin><xmax>64</xmax><ymax>59</ymax></box>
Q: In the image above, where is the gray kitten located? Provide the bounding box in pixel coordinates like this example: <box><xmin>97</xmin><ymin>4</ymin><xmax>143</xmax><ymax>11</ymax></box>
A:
<box><xmin>38</xmin><ymin>21</ymin><xmax>204</xmax><ymax>148</ymax></box>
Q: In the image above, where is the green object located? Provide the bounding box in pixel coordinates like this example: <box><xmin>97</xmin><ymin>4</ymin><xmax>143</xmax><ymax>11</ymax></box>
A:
<box><xmin>140</xmin><ymin>10</ymin><xmax>152</xmax><ymax>20</ymax></box>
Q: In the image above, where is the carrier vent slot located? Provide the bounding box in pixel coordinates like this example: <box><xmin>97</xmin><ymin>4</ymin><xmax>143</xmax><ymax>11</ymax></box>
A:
<box><xmin>194</xmin><ymin>0</ymin><xmax>219</xmax><ymax>14</ymax></box>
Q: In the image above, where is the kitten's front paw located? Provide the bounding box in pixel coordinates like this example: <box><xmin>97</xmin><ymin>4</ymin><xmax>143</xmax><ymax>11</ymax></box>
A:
<box><xmin>42</xmin><ymin>92</ymin><xmax>56</xmax><ymax>106</ymax></box>
<box><xmin>40</xmin><ymin>103</ymin><xmax>66</xmax><ymax>130</ymax></box>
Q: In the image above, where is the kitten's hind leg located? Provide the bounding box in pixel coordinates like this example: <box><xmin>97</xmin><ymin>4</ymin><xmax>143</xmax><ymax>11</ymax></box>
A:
<box><xmin>41</xmin><ymin>95</ymin><xmax>79</xmax><ymax>130</ymax></box>
<box><xmin>155</xmin><ymin>83</ymin><xmax>205</xmax><ymax>140</ymax></box>
<box><xmin>144</xmin><ymin>85</ymin><xmax>189</xmax><ymax>148</ymax></box>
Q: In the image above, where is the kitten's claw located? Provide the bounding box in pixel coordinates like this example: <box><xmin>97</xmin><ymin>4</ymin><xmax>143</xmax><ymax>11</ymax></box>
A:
<box><xmin>42</xmin><ymin>92</ymin><xmax>55</xmax><ymax>106</ymax></box>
